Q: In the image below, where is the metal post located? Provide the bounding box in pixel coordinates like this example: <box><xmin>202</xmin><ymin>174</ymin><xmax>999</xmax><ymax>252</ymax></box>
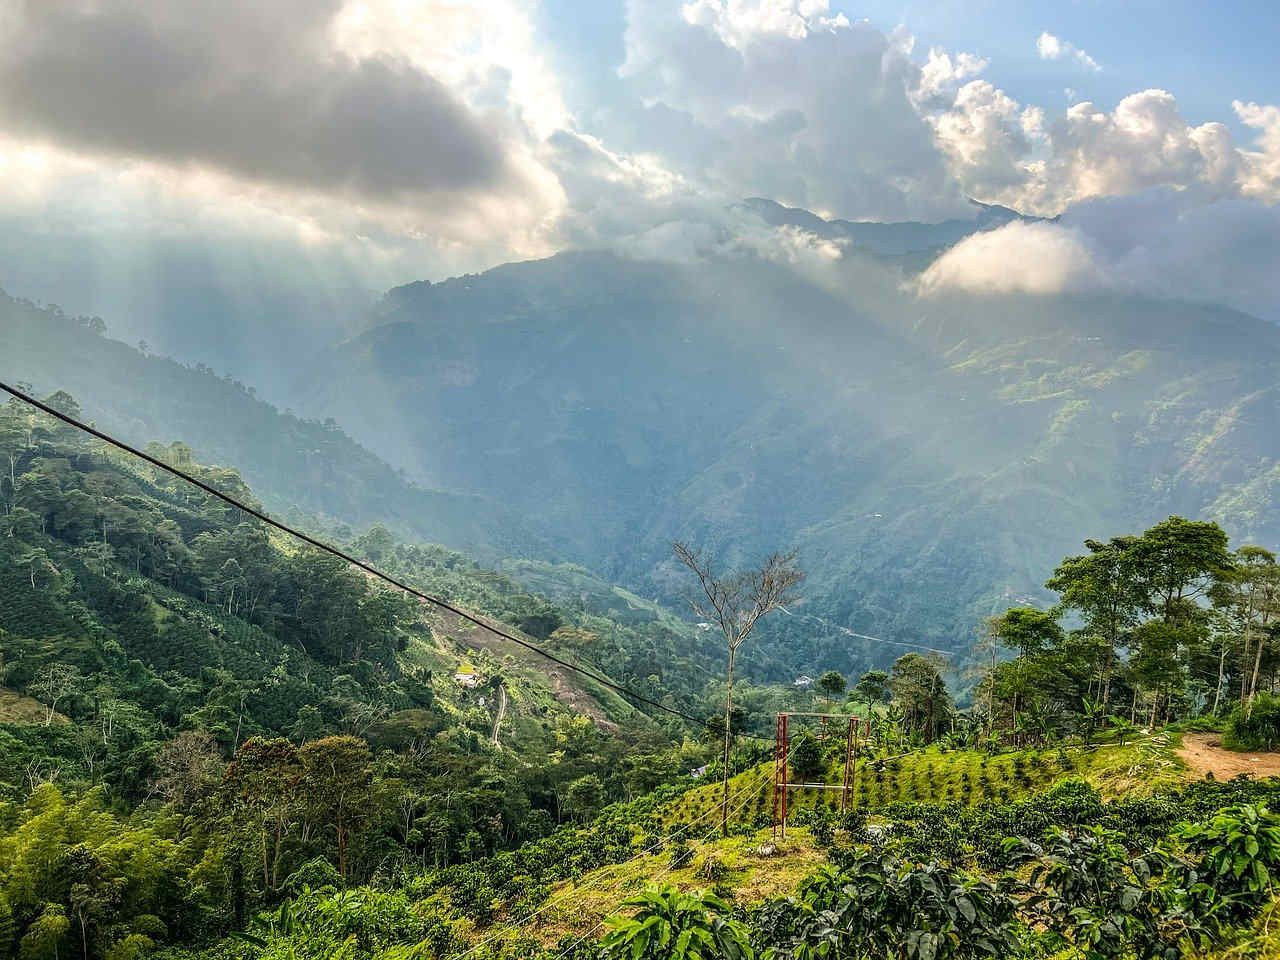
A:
<box><xmin>773</xmin><ymin>716</ymin><xmax>783</xmax><ymax>839</ymax></box>
<box><xmin>771</xmin><ymin>713</ymin><xmax>783</xmax><ymax>838</ymax></box>
<box><xmin>839</xmin><ymin>721</ymin><xmax>849</xmax><ymax>814</ymax></box>
<box><xmin>849</xmin><ymin>721</ymin><xmax>860</xmax><ymax>814</ymax></box>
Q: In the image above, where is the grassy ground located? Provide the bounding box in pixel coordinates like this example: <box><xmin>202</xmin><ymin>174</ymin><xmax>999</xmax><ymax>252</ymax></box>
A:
<box><xmin>1196</xmin><ymin>899</ymin><xmax>1280</xmax><ymax>959</ymax></box>
<box><xmin>475</xmin><ymin>827</ymin><xmax>823</xmax><ymax>951</ymax></box>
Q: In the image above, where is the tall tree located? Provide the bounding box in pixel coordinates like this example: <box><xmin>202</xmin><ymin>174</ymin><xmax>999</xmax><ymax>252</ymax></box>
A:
<box><xmin>852</xmin><ymin>669</ymin><xmax>891</xmax><ymax>708</ymax></box>
<box><xmin>1046</xmin><ymin>537</ymin><xmax>1144</xmax><ymax>711</ymax></box>
<box><xmin>29</xmin><ymin>663</ymin><xmax>80</xmax><ymax>725</ymax></box>
<box><xmin>889</xmin><ymin>653</ymin><xmax>951</xmax><ymax>745</ymax></box>
<box><xmin>1129</xmin><ymin>517</ymin><xmax>1230</xmax><ymax>721</ymax></box>
<box><xmin>984</xmin><ymin>607</ymin><xmax>1064</xmax><ymax>732</ymax></box>
<box><xmin>816</xmin><ymin>670</ymin><xmax>846</xmax><ymax>708</ymax></box>
<box><xmin>673</xmin><ymin>541</ymin><xmax>803</xmax><ymax>836</ymax></box>
<box><xmin>1215</xmin><ymin>546</ymin><xmax>1280</xmax><ymax>714</ymax></box>
<box><xmin>1131</xmin><ymin>517</ymin><xmax>1231</xmax><ymax>621</ymax></box>
<box><xmin>298</xmin><ymin>735</ymin><xmax>373</xmax><ymax>878</ymax></box>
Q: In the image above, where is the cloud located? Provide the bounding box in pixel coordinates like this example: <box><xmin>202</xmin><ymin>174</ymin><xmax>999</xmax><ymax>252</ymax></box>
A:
<box><xmin>917</xmin><ymin>47</ymin><xmax>990</xmax><ymax>106</ymax></box>
<box><xmin>933</xmin><ymin>85</ymin><xmax>1263</xmax><ymax>214</ymax></box>
<box><xmin>1062</xmin><ymin>188</ymin><xmax>1280</xmax><ymax>320</ymax></box>
<box><xmin>0</xmin><ymin>0</ymin><xmax>531</xmax><ymax>204</ymax></box>
<box><xmin>930</xmin><ymin>81</ymin><xmax>1044</xmax><ymax>194</ymax></box>
<box><xmin>1036</xmin><ymin>32</ymin><xmax>1101</xmax><ymax>73</ymax></box>
<box><xmin>917</xmin><ymin>187</ymin><xmax>1280</xmax><ymax>321</ymax></box>
<box><xmin>1235</xmin><ymin>100</ymin><xmax>1280</xmax><ymax>202</ymax></box>
<box><xmin>614</xmin><ymin>0</ymin><xmax>979</xmax><ymax>222</ymax></box>
<box><xmin>0</xmin><ymin>0</ymin><xmax>1275</xmax><ymax>339</ymax></box>
<box><xmin>918</xmin><ymin>221</ymin><xmax>1111</xmax><ymax>296</ymax></box>
<box><xmin>0</xmin><ymin>0</ymin><xmax>585</xmax><ymax>309</ymax></box>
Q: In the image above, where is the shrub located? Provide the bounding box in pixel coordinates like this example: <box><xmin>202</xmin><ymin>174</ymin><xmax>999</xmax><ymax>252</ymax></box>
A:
<box><xmin>761</xmin><ymin>857</ymin><xmax>1023</xmax><ymax>960</ymax></box>
<box><xmin>601</xmin><ymin>887</ymin><xmax>751</xmax><ymax>960</ymax></box>
<box><xmin>788</xmin><ymin>733</ymin><xmax>825</xmax><ymax>781</ymax></box>
<box><xmin>283</xmin><ymin>857</ymin><xmax>343</xmax><ymax>895</ymax></box>
<box><xmin>1015</xmin><ymin>826</ymin><xmax>1197</xmax><ymax>959</ymax></box>
<box><xmin>1224</xmin><ymin>694</ymin><xmax>1280</xmax><ymax>752</ymax></box>
<box><xmin>697</xmin><ymin>854</ymin><xmax>728</xmax><ymax>883</ymax></box>
<box><xmin>1180</xmin><ymin>804</ymin><xmax>1280</xmax><ymax>918</ymax></box>
<box><xmin>667</xmin><ymin>838</ymin><xmax>693</xmax><ymax>870</ymax></box>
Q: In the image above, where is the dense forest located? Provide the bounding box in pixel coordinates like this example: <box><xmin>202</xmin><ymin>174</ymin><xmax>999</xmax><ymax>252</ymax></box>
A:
<box><xmin>5</xmin><ymin>387</ymin><xmax>1280</xmax><ymax>960</ymax></box>
<box><xmin>0</xmin><ymin>390</ymin><xmax>740</xmax><ymax>956</ymax></box>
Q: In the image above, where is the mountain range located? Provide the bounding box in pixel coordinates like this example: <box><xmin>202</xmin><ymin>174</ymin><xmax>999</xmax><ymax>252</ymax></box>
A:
<box><xmin>8</xmin><ymin>201</ymin><xmax>1280</xmax><ymax>680</ymax></box>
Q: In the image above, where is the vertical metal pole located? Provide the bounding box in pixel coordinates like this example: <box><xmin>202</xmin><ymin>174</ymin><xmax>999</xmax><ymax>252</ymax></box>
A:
<box><xmin>840</xmin><ymin>717</ymin><xmax>850</xmax><ymax>812</ymax></box>
<box><xmin>851</xmin><ymin>717</ymin><xmax>860</xmax><ymax>811</ymax></box>
<box><xmin>839</xmin><ymin>718</ymin><xmax>846</xmax><ymax>813</ymax></box>
<box><xmin>780</xmin><ymin>712</ymin><xmax>789</xmax><ymax>839</ymax></box>
<box><xmin>771</xmin><ymin>713</ymin><xmax>782</xmax><ymax>838</ymax></box>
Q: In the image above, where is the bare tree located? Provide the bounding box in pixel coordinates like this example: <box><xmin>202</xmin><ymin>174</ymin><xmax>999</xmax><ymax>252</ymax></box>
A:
<box><xmin>30</xmin><ymin>663</ymin><xmax>80</xmax><ymax>725</ymax></box>
<box><xmin>673</xmin><ymin>541</ymin><xmax>803</xmax><ymax>836</ymax></box>
<box><xmin>152</xmin><ymin>730</ymin><xmax>226</xmax><ymax>807</ymax></box>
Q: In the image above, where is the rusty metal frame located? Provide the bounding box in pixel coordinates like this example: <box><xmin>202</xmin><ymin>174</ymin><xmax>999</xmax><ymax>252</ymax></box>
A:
<box><xmin>771</xmin><ymin>712</ymin><xmax>871</xmax><ymax>837</ymax></box>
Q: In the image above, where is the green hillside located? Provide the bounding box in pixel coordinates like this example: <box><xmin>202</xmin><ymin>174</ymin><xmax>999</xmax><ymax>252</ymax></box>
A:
<box><xmin>0</xmin><ymin>291</ymin><xmax>546</xmax><ymax>563</ymax></box>
<box><xmin>286</xmin><ymin>244</ymin><xmax>1280</xmax><ymax>682</ymax></box>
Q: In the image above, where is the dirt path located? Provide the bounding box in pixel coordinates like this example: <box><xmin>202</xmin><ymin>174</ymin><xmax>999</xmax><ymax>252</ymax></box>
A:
<box><xmin>1177</xmin><ymin>732</ymin><xmax>1280</xmax><ymax>779</ymax></box>
<box><xmin>491</xmin><ymin>683</ymin><xmax>507</xmax><ymax>748</ymax></box>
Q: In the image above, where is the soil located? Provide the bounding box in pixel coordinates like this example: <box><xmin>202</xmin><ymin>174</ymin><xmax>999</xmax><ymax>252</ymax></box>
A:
<box><xmin>424</xmin><ymin>604</ymin><xmax>617</xmax><ymax>728</ymax></box>
<box><xmin>1177</xmin><ymin>732</ymin><xmax>1280</xmax><ymax>780</ymax></box>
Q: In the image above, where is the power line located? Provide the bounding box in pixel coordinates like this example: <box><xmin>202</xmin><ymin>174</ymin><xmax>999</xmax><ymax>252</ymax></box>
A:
<box><xmin>0</xmin><ymin>380</ymin><xmax>714</xmax><ymax>730</ymax></box>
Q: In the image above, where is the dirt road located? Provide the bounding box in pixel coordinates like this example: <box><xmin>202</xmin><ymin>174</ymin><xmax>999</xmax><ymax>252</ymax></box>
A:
<box><xmin>491</xmin><ymin>683</ymin><xmax>507</xmax><ymax>748</ymax></box>
<box><xmin>1177</xmin><ymin>732</ymin><xmax>1280</xmax><ymax>780</ymax></box>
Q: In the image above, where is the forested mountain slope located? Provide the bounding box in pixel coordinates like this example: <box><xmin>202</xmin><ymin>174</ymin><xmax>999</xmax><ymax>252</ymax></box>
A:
<box><xmin>0</xmin><ymin>292</ymin><xmax>547</xmax><ymax>563</ymax></box>
<box><xmin>0</xmin><ymin>389</ymin><xmax>731</xmax><ymax>799</ymax></box>
<box><xmin>8</xmin><ymin>205</ymin><xmax>1280</xmax><ymax>685</ymax></box>
<box><xmin>293</xmin><ymin>225</ymin><xmax>1280</xmax><ymax>676</ymax></box>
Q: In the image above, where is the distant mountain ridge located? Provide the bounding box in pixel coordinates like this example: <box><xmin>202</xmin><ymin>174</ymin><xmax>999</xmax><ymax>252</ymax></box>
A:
<box><xmin>7</xmin><ymin>198</ymin><xmax>1280</xmax><ymax>683</ymax></box>
<box><xmin>735</xmin><ymin>196</ymin><xmax>1041</xmax><ymax>256</ymax></box>
<box><xmin>0</xmin><ymin>291</ymin><xmax>549</xmax><ymax>563</ymax></box>
<box><xmin>292</xmin><ymin>209</ymin><xmax>1280</xmax><ymax>677</ymax></box>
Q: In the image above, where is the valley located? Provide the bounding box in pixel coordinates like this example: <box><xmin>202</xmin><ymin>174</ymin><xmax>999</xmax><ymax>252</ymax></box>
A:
<box><xmin>3</xmin><ymin>378</ymin><xmax>1280</xmax><ymax>959</ymax></box>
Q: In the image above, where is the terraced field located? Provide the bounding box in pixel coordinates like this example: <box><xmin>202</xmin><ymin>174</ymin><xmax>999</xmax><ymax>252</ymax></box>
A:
<box><xmin>664</xmin><ymin>737</ymin><xmax>1186</xmax><ymax>828</ymax></box>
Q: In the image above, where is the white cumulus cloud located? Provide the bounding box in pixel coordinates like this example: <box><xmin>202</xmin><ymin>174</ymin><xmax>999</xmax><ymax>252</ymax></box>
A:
<box><xmin>1037</xmin><ymin>31</ymin><xmax>1101</xmax><ymax>73</ymax></box>
<box><xmin>918</xmin><ymin>221</ymin><xmax>1112</xmax><ymax>296</ymax></box>
<box><xmin>931</xmin><ymin>85</ymin><xmax>1267</xmax><ymax>214</ymax></box>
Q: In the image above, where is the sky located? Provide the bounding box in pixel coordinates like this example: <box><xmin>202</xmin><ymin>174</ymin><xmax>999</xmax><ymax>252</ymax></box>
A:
<box><xmin>0</xmin><ymin>0</ymin><xmax>1278</xmax><ymax>361</ymax></box>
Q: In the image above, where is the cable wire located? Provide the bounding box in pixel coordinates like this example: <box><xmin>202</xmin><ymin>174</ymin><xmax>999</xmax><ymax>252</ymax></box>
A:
<box><xmin>0</xmin><ymin>380</ymin><xmax>713</xmax><ymax>729</ymax></box>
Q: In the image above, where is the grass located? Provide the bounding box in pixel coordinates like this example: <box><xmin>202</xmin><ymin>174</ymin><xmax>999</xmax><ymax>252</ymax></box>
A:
<box><xmin>1196</xmin><ymin>898</ymin><xmax>1280</xmax><ymax>959</ymax></box>
<box><xmin>1079</xmin><ymin>732</ymin><xmax>1186</xmax><ymax>797</ymax></box>
<box><xmin>473</xmin><ymin>827</ymin><xmax>824</xmax><ymax>951</ymax></box>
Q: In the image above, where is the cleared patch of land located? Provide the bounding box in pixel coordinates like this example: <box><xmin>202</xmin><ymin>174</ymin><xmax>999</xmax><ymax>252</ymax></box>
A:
<box><xmin>0</xmin><ymin>687</ymin><xmax>61</xmax><ymax>724</ymax></box>
<box><xmin>1177</xmin><ymin>732</ymin><xmax>1280</xmax><ymax>780</ymax></box>
<box><xmin>667</xmin><ymin>736</ymin><xmax>1190</xmax><ymax>830</ymax></box>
